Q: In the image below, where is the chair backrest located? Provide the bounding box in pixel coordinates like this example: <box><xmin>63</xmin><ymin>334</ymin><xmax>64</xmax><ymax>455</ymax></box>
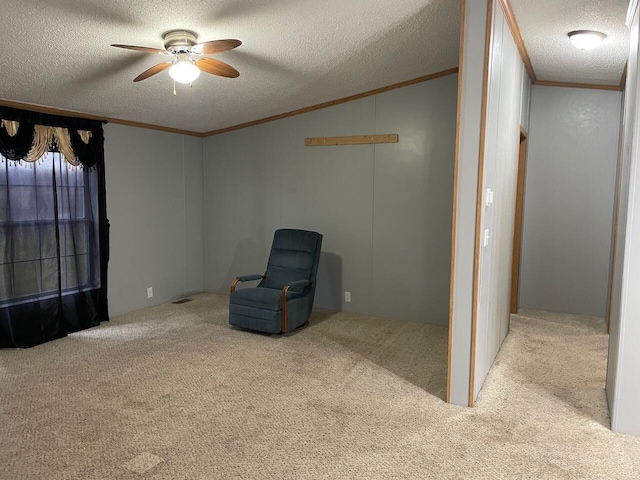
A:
<box><xmin>262</xmin><ymin>229</ymin><xmax>323</xmax><ymax>290</ymax></box>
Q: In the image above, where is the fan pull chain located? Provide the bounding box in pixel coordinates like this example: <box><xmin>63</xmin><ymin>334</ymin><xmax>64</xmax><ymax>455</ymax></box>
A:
<box><xmin>173</xmin><ymin>79</ymin><xmax>176</xmax><ymax>96</ymax></box>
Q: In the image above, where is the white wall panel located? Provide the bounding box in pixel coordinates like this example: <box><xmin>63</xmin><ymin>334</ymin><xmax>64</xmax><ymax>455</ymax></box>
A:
<box><xmin>607</xmin><ymin>1</ymin><xmax>640</xmax><ymax>437</ymax></box>
<box><xmin>473</xmin><ymin>2</ymin><xmax>524</xmax><ymax>400</ymax></box>
<box><xmin>520</xmin><ymin>63</ymin><xmax>531</xmax><ymax>132</ymax></box>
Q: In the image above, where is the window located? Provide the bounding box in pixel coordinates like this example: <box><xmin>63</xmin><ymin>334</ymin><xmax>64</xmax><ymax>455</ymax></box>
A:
<box><xmin>0</xmin><ymin>152</ymin><xmax>100</xmax><ymax>306</ymax></box>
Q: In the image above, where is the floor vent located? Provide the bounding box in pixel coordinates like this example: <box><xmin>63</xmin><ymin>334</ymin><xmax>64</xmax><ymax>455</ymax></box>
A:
<box><xmin>172</xmin><ymin>298</ymin><xmax>192</xmax><ymax>304</ymax></box>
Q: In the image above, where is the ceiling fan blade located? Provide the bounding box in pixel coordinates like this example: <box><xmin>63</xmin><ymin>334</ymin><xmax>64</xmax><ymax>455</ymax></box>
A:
<box><xmin>196</xmin><ymin>58</ymin><xmax>240</xmax><ymax>78</ymax></box>
<box><xmin>192</xmin><ymin>39</ymin><xmax>242</xmax><ymax>55</ymax></box>
<box><xmin>111</xmin><ymin>44</ymin><xmax>169</xmax><ymax>55</ymax></box>
<box><xmin>133</xmin><ymin>62</ymin><xmax>173</xmax><ymax>82</ymax></box>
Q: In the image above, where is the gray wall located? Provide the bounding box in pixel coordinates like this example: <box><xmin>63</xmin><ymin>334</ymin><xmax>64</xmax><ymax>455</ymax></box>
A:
<box><xmin>203</xmin><ymin>74</ymin><xmax>458</xmax><ymax>325</ymax></box>
<box><xmin>607</xmin><ymin>2</ymin><xmax>640</xmax><ymax>437</ymax></box>
<box><xmin>519</xmin><ymin>86</ymin><xmax>621</xmax><ymax>317</ymax></box>
<box><xmin>105</xmin><ymin>124</ymin><xmax>204</xmax><ymax>316</ymax></box>
<box><xmin>449</xmin><ymin>0</ymin><xmax>490</xmax><ymax>406</ymax></box>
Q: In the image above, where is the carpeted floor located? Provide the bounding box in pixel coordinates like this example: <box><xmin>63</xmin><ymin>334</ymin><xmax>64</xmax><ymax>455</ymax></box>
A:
<box><xmin>1</xmin><ymin>294</ymin><xmax>639</xmax><ymax>479</ymax></box>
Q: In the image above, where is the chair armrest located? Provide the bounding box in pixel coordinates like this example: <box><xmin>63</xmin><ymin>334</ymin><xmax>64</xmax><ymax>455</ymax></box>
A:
<box><xmin>280</xmin><ymin>279</ymin><xmax>311</xmax><ymax>333</ymax></box>
<box><xmin>284</xmin><ymin>279</ymin><xmax>310</xmax><ymax>293</ymax></box>
<box><xmin>237</xmin><ymin>274</ymin><xmax>264</xmax><ymax>282</ymax></box>
<box><xmin>230</xmin><ymin>274</ymin><xmax>264</xmax><ymax>293</ymax></box>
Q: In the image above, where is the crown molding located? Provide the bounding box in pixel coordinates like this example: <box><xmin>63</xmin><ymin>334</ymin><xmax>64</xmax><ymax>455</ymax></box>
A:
<box><xmin>533</xmin><ymin>80</ymin><xmax>622</xmax><ymax>92</ymax></box>
<box><xmin>203</xmin><ymin>67</ymin><xmax>459</xmax><ymax>137</ymax></box>
<box><xmin>0</xmin><ymin>99</ymin><xmax>206</xmax><ymax>137</ymax></box>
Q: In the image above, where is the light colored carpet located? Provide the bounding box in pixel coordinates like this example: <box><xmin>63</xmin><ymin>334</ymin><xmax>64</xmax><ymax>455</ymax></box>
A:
<box><xmin>1</xmin><ymin>295</ymin><xmax>639</xmax><ymax>479</ymax></box>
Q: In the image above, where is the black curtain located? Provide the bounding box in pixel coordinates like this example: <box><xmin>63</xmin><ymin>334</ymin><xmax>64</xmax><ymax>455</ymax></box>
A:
<box><xmin>0</xmin><ymin>106</ymin><xmax>109</xmax><ymax>348</ymax></box>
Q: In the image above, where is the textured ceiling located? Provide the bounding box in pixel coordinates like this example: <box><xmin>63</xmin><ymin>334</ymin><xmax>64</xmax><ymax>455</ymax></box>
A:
<box><xmin>0</xmin><ymin>0</ymin><xmax>460</xmax><ymax>133</ymax></box>
<box><xmin>510</xmin><ymin>0</ymin><xmax>629</xmax><ymax>85</ymax></box>
<box><xmin>1</xmin><ymin>1</ymin><xmax>630</xmax><ymax>133</ymax></box>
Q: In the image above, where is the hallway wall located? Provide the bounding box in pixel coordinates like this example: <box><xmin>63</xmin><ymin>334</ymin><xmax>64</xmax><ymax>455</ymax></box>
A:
<box><xmin>519</xmin><ymin>86</ymin><xmax>621</xmax><ymax>317</ymax></box>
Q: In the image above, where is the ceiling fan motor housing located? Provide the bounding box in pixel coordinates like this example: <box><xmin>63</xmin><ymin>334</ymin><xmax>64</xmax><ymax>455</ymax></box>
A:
<box><xmin>163</xmin><ymin>30</ymin><xmax>198</xmax><ymax>54</ymax></box>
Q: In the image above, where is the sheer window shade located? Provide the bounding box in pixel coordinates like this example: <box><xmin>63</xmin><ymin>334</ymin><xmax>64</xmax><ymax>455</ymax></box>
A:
<box><xmin>0</xmin><ymin>153</ymin><xmax>100</xmax><ymax>306</ymax></box>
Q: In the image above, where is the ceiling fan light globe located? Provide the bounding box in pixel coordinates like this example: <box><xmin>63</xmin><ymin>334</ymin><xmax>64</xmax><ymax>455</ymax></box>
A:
<box><xmin>169</xmin><ymin>61</ymin><xmax>200</xmax><ymax>84</ymax></box>
<box><xmin>568</xmin><ymin>30</ymin><xmax>606</xmax><ymax>50</ymax></box>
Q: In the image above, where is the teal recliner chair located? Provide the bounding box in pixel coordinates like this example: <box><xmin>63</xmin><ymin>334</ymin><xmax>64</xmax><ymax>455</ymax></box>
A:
<box><xmin>229</xmin><ymin>229</ymin><xmax>323</xmax><ymax>334</ymax></box>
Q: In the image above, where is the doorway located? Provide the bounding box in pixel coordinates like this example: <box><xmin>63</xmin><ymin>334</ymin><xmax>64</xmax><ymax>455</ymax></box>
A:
<box><xmin>510</xmin><ymin>127</ymin><xmax>528</xmax><ymax>315</ymax></box>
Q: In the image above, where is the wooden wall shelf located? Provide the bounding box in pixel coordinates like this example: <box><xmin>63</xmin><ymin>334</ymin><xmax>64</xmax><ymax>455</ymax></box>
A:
<box><xmin>305</xmin><ymin>134</ymin><xmax>398</xmax><ymax>146</ymax></box>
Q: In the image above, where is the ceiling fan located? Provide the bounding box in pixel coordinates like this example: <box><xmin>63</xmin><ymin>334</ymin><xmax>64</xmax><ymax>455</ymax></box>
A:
<box><xmin>111</xmin><ymin>30</ymin><xmax>241</xmax><ymax>85</ymax></box>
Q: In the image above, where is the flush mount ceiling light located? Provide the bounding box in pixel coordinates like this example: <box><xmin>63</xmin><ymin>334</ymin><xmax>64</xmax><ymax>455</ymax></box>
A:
<box><xmin>568</xmin><ymin>30</ymin><xmax>607</xmax><ymax>50</ymax></box>
<box><xmin>169</xmin><ymin>54</ymin><xmax>201</xmax><ymax>84</ymax></box>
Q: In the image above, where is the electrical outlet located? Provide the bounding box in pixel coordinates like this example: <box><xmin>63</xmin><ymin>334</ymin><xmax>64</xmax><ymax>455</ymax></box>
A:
<box><xmin>345</xmin><ymin>291</ymin><xmax>352</xmax><ymax>303</ymax></box>
<box><xmin>147</xmin><ymin>287</ymin><xmax>153</xmax><ymax>299</ymax></box>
